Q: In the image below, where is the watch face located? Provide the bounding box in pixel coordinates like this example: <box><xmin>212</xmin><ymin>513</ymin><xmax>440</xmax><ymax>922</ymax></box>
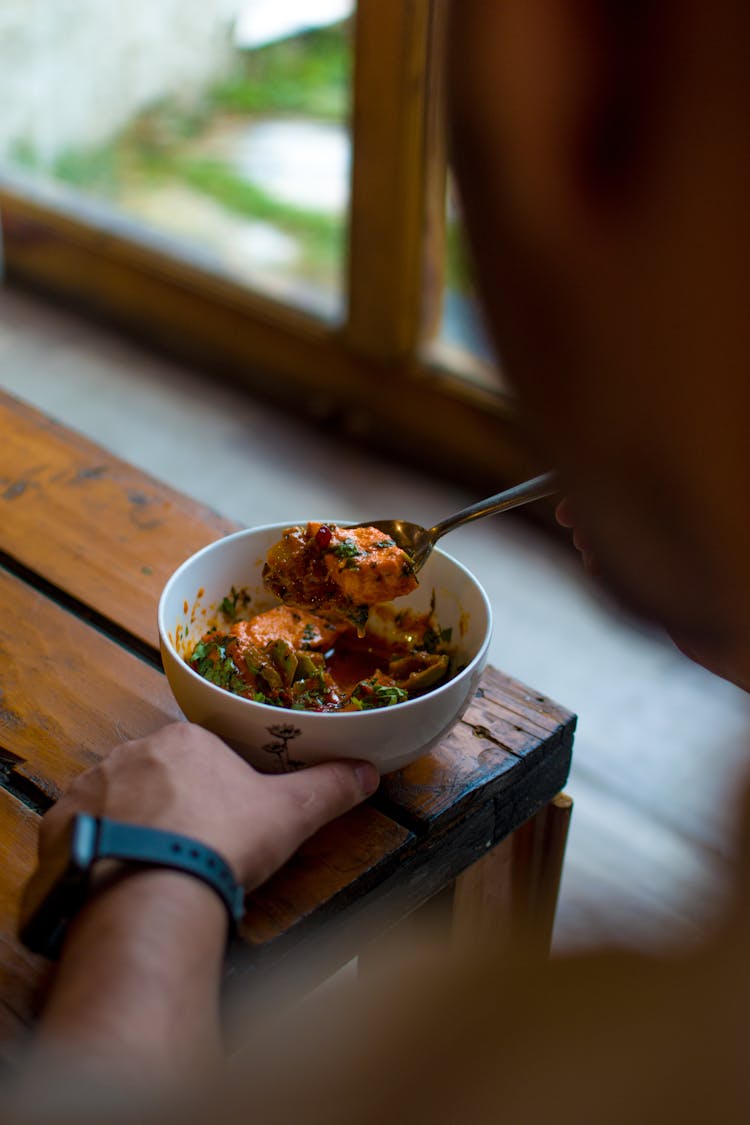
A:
<box><xmin>18</xmin><ymin>814</ymin><xmax>99</xmax><ymax>958</ymax></box>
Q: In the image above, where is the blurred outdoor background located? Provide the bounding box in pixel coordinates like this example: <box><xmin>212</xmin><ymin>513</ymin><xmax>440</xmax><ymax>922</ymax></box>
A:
<box><xmin>0</xmin><ymin>0</ymin><xmax>490</xmax><ymax>357</ymax></box>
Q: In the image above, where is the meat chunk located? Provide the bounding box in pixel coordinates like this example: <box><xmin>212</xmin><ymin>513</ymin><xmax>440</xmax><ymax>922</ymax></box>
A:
<box><xmin>264</xmin><ymin>522</ymin><xmax>418</xmax><ymax>626</ymax></box>
<box><xmin>235</xmin><ymin>606</ymin><xmax>343</xmax><ymax>651</ymax></box>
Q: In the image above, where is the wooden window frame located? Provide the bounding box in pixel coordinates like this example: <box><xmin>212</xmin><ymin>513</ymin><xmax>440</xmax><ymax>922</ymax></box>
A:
<box><xmin>0</xmin><ymin>0</ymin><xmax>536</xmax><ymax>491</ymax></box>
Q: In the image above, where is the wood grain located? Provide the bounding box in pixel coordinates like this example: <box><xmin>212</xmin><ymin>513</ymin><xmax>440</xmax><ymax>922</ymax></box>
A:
<box><xmin>0</xmin><ymin>392</ymin><xmax>237</xmax><ymax>650</ymax></box>
<box><xmin>478</xmin><ymin>666</ymin><xmax>575</xmax><ymax>732</ymax></box>
<box><xmin>0</xmin><ymin>791</ymin><xmax>49</xmax><ymax>1056</ymax></box>
<box><xmin>346</xmin><ymin>0</ymin><xmax>432</xmax><ymax>359</ymax></box>
<box><xmin>0</xmin><ymin>565</ymin><xmax>182</xmax><ymax>800</ymax></box>
<box><xmin>242</xmin><ymin>806</ymin><xmax>414</xmax><ymax>945</ymax></box>
<box><xmin>375</xmin><ymin>670</ymin><xmax>576</xmax><ymax>832</ymax></box>
<box><xmin>452</xmin><ymin>792</ymin><xmax>574</xmax><ymax>957</ymax></box>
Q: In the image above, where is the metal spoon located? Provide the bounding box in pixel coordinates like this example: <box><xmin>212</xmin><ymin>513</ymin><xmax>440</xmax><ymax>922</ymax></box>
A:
<box><xmin>356</xmin><ymin>471</ymin><xmax>558</xmax><ymax>573</ymax></box>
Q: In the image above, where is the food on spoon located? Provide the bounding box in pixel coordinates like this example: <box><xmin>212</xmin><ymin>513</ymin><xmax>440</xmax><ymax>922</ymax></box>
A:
<box><xmin>186</xmin><ymin>600</ymin><xmax>452</xmax><ymax>713</ymax></box>
<box><xmin>263</xmin><ymin>522</ymin><xmax>418</xmax><ymax>630</ymax></box>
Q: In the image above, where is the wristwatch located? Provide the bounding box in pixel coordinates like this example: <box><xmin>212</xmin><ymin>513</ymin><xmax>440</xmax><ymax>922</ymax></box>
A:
<box><xmin>19</xmin><ymin>814</ymin><xmax>246</xmax><ymax>959</ymax></box>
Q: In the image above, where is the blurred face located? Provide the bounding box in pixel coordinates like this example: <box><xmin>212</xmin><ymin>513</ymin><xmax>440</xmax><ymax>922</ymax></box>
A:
<box><xmin>448</xmin><ymin>0</ymin><xmax>750</xmax><ymax>669</ymax></box>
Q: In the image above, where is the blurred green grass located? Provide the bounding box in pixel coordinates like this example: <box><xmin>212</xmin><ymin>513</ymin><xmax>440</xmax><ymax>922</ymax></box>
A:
<box><xmin>12</xmin><ymin>18</ymin><xmax>467</xmax><ymax>291</ymax></box>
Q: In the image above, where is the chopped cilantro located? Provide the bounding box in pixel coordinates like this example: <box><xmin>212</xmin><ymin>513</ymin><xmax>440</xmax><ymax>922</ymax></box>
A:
<box><xmin>190</xmin><ymin>640</ymin><xmax>210</xmax><ymax>664</ymax></box>
<box><xmin>219</xmin><ymin>586</ymin><xmax>251</xmax><ymax>622</ymax></box>
<box><xmin>353</xmin><ymin>681</ymin><xmax>408</xmax><ymax>709</ymax></box>
<box><xmin>349</xmin><ymin>605</ymin><xmax>369</xmax><ymax>629</ymax></box>
<box><xmin>301</xmin><ymin>623</ymin><xmax>318</xmax><ymax>647</ymax></box>
<box><xmin>189</xmin><ymin>636</ymin><xmax>246</xmax><ymax>694</ymax></box>
<box><xmin>292</xmin><ymin>688</ymin><xmax>327</xmax><ymax>711</ymax></box>
<box><xmin>329</xmin><ymin>539</ymin><xmax>361</xmax><ymax>559</ymax></box>
<box><xmin>373</xmin><ymin>539</ymin><xmax>394</xmax><ymax>549</ymax></box>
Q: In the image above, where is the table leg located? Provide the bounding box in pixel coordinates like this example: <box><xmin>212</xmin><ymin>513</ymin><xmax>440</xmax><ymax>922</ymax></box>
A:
<box><xmin>452</xmin><ymin>792</ymin><xmax>573</xmax><ymax>958</ymax></box>
<box><xmin>359</xmin><ymin>793</ymin><xmax>573</xmax><ymax>977</ymax></box>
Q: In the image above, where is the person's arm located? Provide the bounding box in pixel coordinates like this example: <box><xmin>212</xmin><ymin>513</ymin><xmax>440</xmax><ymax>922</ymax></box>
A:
<box><xmin>24</xmin><ymin>722</ymin><xmax>379</xmax><ymax>1084</ymax></box>
<box><xmin>38</xmin><ymin>869</ymin><xmax>227</xmax><ymax>1081</ymax></box>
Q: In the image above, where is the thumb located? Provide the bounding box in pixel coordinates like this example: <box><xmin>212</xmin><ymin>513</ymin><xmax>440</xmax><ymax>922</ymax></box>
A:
<box><xmin>241</xmin><ymin>759</ymin><xmax>380</xmax><ymax>888</ymax></box>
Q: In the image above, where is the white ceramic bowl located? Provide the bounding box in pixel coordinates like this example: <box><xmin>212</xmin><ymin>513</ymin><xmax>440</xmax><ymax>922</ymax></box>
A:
<box><xmin>157</xmin><ymin>523</ymin><xmax>492</xmax><ymax>774</ymax></box>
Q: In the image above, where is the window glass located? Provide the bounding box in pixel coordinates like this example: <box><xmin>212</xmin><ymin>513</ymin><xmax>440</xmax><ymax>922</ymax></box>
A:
<box><xmin>0</xmin><ymin>1</ymin><xmax>354</xmax><ymax>319</ymax></box>
<box><xmin>438</xmin><ymin>176</ymin><xmax>502</xmax><ymax>389</ymax></box>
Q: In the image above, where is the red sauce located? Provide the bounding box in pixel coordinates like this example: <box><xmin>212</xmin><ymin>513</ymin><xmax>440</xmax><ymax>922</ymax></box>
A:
<box><xmin>186</xmin><ymin>599</ymin><xmax>452</xmax><ymax>713</ymax></box>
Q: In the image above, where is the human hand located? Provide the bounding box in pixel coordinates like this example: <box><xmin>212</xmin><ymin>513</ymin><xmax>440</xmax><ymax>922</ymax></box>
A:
<box><xmin>37</xmin><ymin>722</ymin><xmax>380</xmax><ymax>889</ymax></box>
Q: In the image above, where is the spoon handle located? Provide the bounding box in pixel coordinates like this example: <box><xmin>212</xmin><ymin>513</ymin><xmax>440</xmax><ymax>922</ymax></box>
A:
<box><xmin>429</xmin><ymin>471</ymin><xmax>559</xmax><ymax>543</ymax></box>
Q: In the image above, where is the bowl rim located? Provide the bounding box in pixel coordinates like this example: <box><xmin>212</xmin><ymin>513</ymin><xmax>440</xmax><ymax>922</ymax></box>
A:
<box><xmin>157</xmin><ymin>522</ymin><xmax>493</xmax><ymax>720</ymax></box>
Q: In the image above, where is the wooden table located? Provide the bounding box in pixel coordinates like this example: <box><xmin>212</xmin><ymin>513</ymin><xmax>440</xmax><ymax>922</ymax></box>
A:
<box><xmin>0</xmin><ymin>391</ymin><xmax>575</xmax><ymax>1057</ymax></box>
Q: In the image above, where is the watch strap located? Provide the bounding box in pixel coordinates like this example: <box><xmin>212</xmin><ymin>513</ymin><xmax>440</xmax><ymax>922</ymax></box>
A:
<box><xmin>93</xmin><ymin>817</ymin><xmax>246</xmax><ymax>927</ymax></box>
<box><xmin>20</xmin><ymin>815</ymin><xmax>246</xmax><ymax>960</ymax></box>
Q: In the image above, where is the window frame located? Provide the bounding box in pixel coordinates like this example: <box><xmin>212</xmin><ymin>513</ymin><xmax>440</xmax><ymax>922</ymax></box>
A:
<box><xmin>0</xmin><ymin>0</ymin><xmax>536</xmax><ymax>491</ymax></box>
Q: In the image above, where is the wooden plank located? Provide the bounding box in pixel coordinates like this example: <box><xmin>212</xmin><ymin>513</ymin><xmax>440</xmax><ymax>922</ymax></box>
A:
<box><xmin>479</xmin><ymin>666</ymin><xmax>576</xmax><ymax>731</ymax></box>
<box><xmin>0</xmin><ymin>790</ymin><xmax>50</xmax><ymax>1056</ymax></box>
<box><xmin>0</xmin><ymin>790</ymin><xmax>39</xmax><ymax>941</ymax></box>
<box><xmin>228</xmin><ymin>802</ymin><xmax>495</xmax><ymax>1005</ymax></box>
<box><xmin>0</xmin><ymin>566</ymin><xmax>182</xmax><ymax>799</ymax></box>
<box><xmin>460</xmin><ymin>695</ymin><xmax>557</xmax><ymax>755</ymax></box>
<box><xmin>374</xmin><ymin>669</ymin><xmax>575</xmax><ymax>832</ymax></box>
<box><xmin>0</xmin><ymin>391</ymin><xmax>237</xmax><ymax>651</ymax></box>
<box><xmin>241</xmin><ymin>806</ymin><xmax>414</xmax><ymax>946</ymax></box>
<box><xmin>374</xmin><ymin>723</ymin><xmax>520</xmax><ymax>832</ymax></box>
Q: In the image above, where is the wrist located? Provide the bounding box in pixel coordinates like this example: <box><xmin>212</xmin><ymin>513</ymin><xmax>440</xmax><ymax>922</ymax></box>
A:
<box><xmin>21</xmin><ymin>815</ymin><xmax>245</xmax><ymax>959</ymax></box>
<box><xmin>39</xmin><ymin>869</ymin><xmax>228</xmax><ymax>1077</ymax></box>
<box><xmin>71</xmin><ymin>865</ymin><xmax>229</xmax><ymax>945</ymax></box>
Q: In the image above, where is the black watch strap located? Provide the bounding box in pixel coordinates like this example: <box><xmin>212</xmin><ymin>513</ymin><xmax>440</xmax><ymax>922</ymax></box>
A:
<box><xmin>94</xmin><ymin>818</ymin><xmax>246</xmax><ymax>927</ymax></box>
<box><xmin>20</xmin><ymin>815</ymin><xmax>245</xmax><ymax>959</ymax></box>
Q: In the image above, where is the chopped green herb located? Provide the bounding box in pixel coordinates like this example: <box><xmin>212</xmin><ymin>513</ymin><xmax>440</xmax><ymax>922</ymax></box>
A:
<box><xmin>329</xmin><ymin>539</ymin><xmax>361</xmax><ymax>559</ymax></box>
<box><xmin>373</xmin><ymin>540</ymin><xmax>394</xmax><ymax>549</ymax></box>
<box><xmin>189</xmin><ymin>636</ymin><xmax>246</xmax><ymax>694</ymax></box>
<box><xmin>190</xmin><ymin>640</ymin><xmax>210</xmax><ymax>664</ymax></box>
<box><xmin>301</xmin><ymin>622</ymin><xmax>318</xmax><ymax>648</ymax></box>
<box><xmin>353</xmin><ymin>681</ymin><xmax>409</xmax><ymax>709</ymax></box>
<box><xmin>292</xmin><ymin>688</ymin><xmax>328</xmax><ymax>711</ymax></box>
<box><xmin>219</xmin><ymin>585</ymin><xmax>251</xmax><ymax>622</ymax></box>
<box><xmin>350</xmin><ymin>605</ymin><xmax>370</xmax><ymax>629</ymax></box>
